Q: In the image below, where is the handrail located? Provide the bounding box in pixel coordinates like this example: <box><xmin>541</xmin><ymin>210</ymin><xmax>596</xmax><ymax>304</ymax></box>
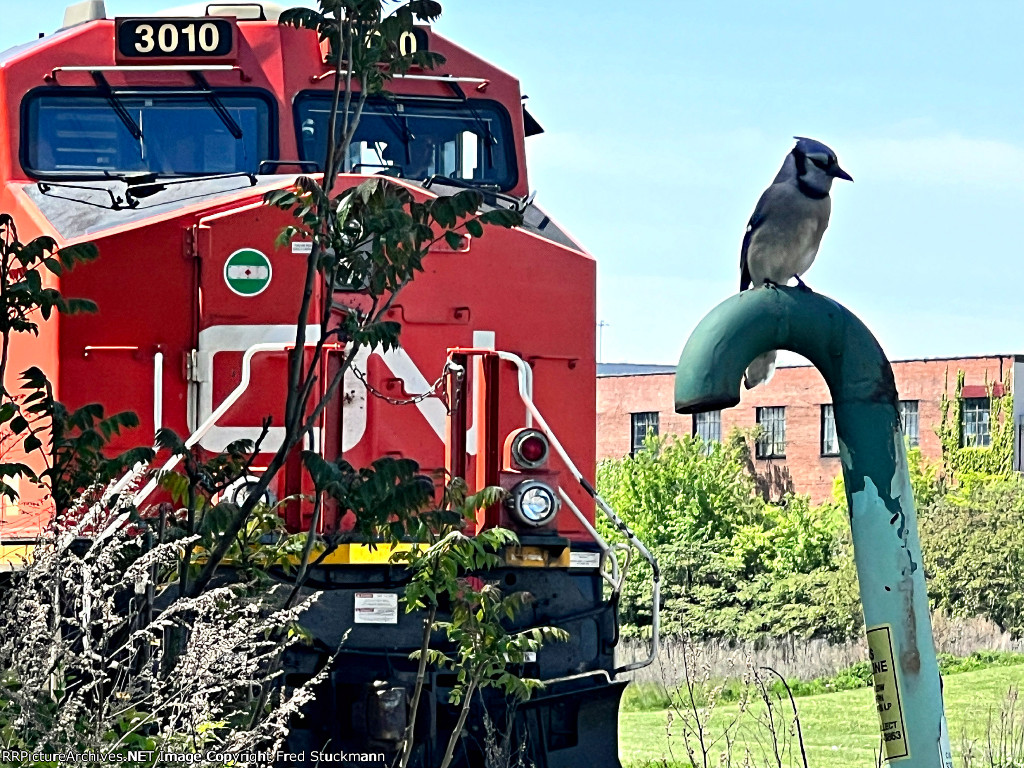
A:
<box><xmin>448</xmin><ymin>347</ymin><xmax>661</xmax><ymax>674</ymax></box>
<box><xmin>133</xmin><ymin>340</ymin><xmax>293</xmax><ymax>506</ymax></box>
<box><xmin>46</xmin><ymin>65</ymin><xmax>249</xmax><ymax>83</ymax></box>
<box><xmin>557</xmin><ymin>488</ymin><xmax>619</xmax><ymax>586</ymax></box>
<box><xmin>310</xmin><ymin>72</ymin><xmax>489</xmax><ymax>89</ymax></box>
<box><xmin>96</xmin><ymin>339</ymin><xmax>313</xmax><ymax>543</ymax></box>
<box><xmin>153</xmin><ymin>350</ymin><xmax>163</xmax><ymax>436</ymax></box>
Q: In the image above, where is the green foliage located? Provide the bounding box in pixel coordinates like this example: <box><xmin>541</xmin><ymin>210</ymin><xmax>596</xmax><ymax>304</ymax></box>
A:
<box><xmin>31</xmin><ymin>375</ymin><xmax>153</xmax><ymax>515</ymax></box>
<box><xmin>601</xmin><ymin>408</ymin><xmax>1024</xmax><ymax>644</ymax></box>
<box><xmin>430</xmin><ymin>580</ymin><xmax>568</xmax><ymax>705</ymax></box>
<box><xmin>154</xmin><ymin>429</ymin><xmax>307</xmax><ymax>589</ymax></box>
<box><xmin>920</xmin><ymin>474</ymin><xmax>1024</xmax><ymax>635</ymax></box>
<box><xmin>598</xmin><ymin>432</ymin><xmax>859</xmax><ymax>642</ymax></box>
<box><xmin>302</xmin><ymin>450</ymin><xmax>458</xmax><ymax>542</ymax></box>
<box><xmin>596</xmin><ymin>432</ymin><xmax>763</xmax><ymax>546</ymax></box>
<box><xmin>279</xmin><ymin>0</ymin><xmax>444</xmax><ymax>91</ymax></box>
<box><xmin>399</xmin><ymin>523</ymin><xmax>514</xmax><ymax>613</ymax></box>
<box><xmin>0</xmin><ymin>217</ymin><xmax>111</xmax><ymax>509</ymax></box>
<box><xmin>0</xmin><ymin>366</ymin><xmax>153</xmax><ymax>515</ymax></box>
<box><xmin>730</xmin><ymin>494</ymin><xmax>843</xmax><ymax>575</ymax></box>
<box><xmin>0</xmin><ymin>214</ymin><xmax>97</xmax><ymax>340</ymax></box>
<box><xmin>937</xmin><ymin>368</ymin><xmax>1015</xmax><ymax>484</ymax></box>
<box><xmin>936</xmin><ymin>650</ymin><xmax>1024</xmax><ymax>674</ymax></box>
<box><xmin>392</xmin><ymin>487</ymin><xmax>569</xmax><ymax>768</ymax></box>
<box><xmin>906</xmin><ymin>444</ymin><xmax>943</xmax><ymax>509</ymax></box>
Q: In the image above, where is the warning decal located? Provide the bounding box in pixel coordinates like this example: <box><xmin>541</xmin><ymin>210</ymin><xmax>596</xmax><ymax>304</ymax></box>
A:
<box><xmin>867</xmin><ymin>624</ymin><xmax>910</xmax><ymax>760</ymax></box>
<box><xmin>354</xmin><ymin>592</ymin><xmax>398</xmax><ymax>624</ymax></box>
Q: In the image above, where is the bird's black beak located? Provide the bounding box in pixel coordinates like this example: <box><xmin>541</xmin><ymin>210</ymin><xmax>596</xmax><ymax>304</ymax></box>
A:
<box><xmin>832</xmin><ymin>165</ymin><xmax>853</xmax><ymax>182</ymax></box>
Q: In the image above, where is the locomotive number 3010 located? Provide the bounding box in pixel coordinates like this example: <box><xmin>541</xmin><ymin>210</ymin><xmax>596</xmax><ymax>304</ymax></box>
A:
<box><xmin>116</xmin><ymin>18</ymin><xmax>235</xmax><ymax>59</ymax></box>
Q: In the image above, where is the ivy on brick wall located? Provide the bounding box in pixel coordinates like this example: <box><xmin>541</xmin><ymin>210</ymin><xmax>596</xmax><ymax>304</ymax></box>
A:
<box><xmin>937</xmin><ymin>369</ymin><xmax>1014</xmax><ymax>482</ymax></box>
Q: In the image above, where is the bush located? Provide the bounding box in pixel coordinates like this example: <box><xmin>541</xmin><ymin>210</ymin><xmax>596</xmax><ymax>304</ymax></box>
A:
<box><xmin>598</xmin><ymin>432</ymin><xmax>860</xmax><ymax>642</ymax></box>
<box><xmin>596</xmin><ymin>432</ymin><xmax>763</xmax><ymax>547</ymax></box>
<box><xmin>920</xmin><ymin>475</ymin><xmax>1024</xmax><ymax>635</ymax></box>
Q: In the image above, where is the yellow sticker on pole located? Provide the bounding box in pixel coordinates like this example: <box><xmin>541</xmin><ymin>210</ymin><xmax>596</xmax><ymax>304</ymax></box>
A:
<box><xmin>867</xmin><ymin>624</ymin><xmax>910</xmax><ymax>760</ymax></box>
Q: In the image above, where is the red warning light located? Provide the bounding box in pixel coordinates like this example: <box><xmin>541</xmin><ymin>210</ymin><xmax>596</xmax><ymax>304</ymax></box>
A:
<box><xmin>518</xmin><ymin>434</ymin><xmax>547</xmax><ymax>464</ymax></box>
<box><xmin>505</xmin><ymin>428</ymin><xmax>550</xmax><ymax>470</ymax></box>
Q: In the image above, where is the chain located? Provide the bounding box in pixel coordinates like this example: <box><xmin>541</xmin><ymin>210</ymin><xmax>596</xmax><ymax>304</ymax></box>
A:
<box><xmin>352</xmin><ymin>358</ymin><xmax>465</xmax><ymax>412</ymax></box>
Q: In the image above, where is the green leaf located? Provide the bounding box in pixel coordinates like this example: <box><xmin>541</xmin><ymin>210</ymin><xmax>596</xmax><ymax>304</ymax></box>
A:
<box><xmin>465</xmin><ymin>218</ymin><xmax>484</xmax><ymax>239</ymax></box>
<box><xmin>444</xmin><ymin>231</ymin><xmax>465</xmax><ymax>250</ymax></box>
<box><xmin>57</xmin><ymin>242</ymin><xmax>99</xmax><ymax>268</ymax></box>
<box><xmin>278</xmin><ymin>7</ymin><xmax>325</xmax><ymax>31</ymax></box>
<box><xmin>478</xmin><ymin>209</ymin><xmax>523</xmax><ymax>228</ymax></box>
<box><xmin>430</xmin><ymin>198</ymin><xmax>456</xmax><ymax>229</ymax></box>
<box><xmin>0</xmin><ymin>403</ymin><xmax>16</xmax><ymax>424</ymax></box>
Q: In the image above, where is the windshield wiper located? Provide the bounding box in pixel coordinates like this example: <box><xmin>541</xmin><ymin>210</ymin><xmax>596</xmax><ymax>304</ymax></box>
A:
<box><xmin>91</xmin><ymin>71</ymin><xmax>143</xmax><ymax>141</ymax></box>
<box><xmin>122</xmin><ymin>171</ymin><xmax>256</xmax><ymax>203</ymax></box>
<box><xmin>375</xmin><ymin>98</ymin><xmax>415</xmax><ymax>164</ymax></box>
<box><xmin>445</xmin><ymin>81</ymin><xmax>497</xmax><ymax>165</ymax></box>
<box><xmin>190</xmin><ymin>72</ymin><xmax>244</xmax><ymax>139</ymax></box>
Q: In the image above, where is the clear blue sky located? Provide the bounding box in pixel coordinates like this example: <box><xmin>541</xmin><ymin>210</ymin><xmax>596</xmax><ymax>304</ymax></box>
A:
<box><xmin>9</xmin><ymin>1</ymin><xmax>1024</xmax><ymax>365</ymax></box>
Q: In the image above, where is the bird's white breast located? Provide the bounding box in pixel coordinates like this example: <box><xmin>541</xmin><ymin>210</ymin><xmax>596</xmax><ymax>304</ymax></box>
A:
<box><xmin>746</xmin><ymin>194</ymin><xmax>828</xmax><ymax>286</ymax></box>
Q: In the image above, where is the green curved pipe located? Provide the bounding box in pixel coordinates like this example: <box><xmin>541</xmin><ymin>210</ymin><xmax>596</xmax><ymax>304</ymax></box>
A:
<box><xmin>676</xmin><ymin>286</ymin><xmax>952</xmax><ymax>767</ymax></box>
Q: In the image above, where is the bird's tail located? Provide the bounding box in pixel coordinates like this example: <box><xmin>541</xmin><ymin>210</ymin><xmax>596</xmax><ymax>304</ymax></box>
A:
<box><xmin>744</xmin><ymin>350</ymin><xmax>777</xmax><ymax>389</ymax></box>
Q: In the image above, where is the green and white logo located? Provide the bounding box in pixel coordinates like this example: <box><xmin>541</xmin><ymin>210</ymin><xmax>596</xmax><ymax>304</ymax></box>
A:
<box><xmin>224</xmin><ymin>248</ymin><xmax>272</xmax><ymax>297</ymax></box>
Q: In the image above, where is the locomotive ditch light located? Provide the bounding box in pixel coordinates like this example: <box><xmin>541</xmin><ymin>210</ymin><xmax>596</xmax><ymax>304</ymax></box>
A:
<box><xmin>504</xmin><ymin>427</ymin><xmax>550</xmax><ymax>470</ymax></box>
<box><xmin>505</xmin><ymin>479</ymin><xmax>560</xmax><ymax>528</ymax></box>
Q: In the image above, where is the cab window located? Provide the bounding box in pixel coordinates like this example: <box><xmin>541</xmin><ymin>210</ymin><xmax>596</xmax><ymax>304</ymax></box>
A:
<box><xmin>22</xmin><ymin>88</ymin><xmax>274</xmax><ymax>177</ymax></box>
<box><xmin>294</xmin><ymin>93</ymin><xmax>517</xmax><ymax>190</ymax></box>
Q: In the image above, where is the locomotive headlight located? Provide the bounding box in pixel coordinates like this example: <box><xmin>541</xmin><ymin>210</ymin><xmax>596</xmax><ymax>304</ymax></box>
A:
<box><xmin>507</xmin><ymin>479</ymin><xmax>560</xmax><ymax>527</ymax></box>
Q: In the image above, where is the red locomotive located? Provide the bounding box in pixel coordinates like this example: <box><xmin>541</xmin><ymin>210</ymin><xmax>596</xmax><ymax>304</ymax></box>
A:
<box><xmin>0</xmin><ymin>2</ymin><xmax>657</xmax><ymax>764</ymax></box>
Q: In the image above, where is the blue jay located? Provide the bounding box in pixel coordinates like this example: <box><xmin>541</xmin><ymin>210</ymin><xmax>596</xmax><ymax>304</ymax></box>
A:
<box><xmin>740</xmin><ymin>137</ymin><xmax>852</xmax><ymax>388</ymax></box>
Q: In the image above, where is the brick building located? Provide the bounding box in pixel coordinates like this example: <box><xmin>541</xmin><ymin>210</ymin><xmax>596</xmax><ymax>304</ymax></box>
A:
<box><xmin>597</xmin><ymin>355</ymin><xmax>1017</xmax><ymax>504</ymax></box>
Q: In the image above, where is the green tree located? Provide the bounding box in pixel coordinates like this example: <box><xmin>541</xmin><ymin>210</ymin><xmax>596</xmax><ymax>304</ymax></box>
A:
<box><xmin>597</xmin><ymin>431</ymin><xmax>859</xmax><ymax>641</ymax></box>
<box><xmin>596</xmin><ymin>432</ymin><xmax>763</xmax><ymax>547</ymax></box>
<box><xmin>920</xmin><ymin>475</ymin><xmax>1024</xmax><ymax>635</ymax></box>
<box><xmin>182</xmin><ymin>0</ymin><xmax>522</xmax><ymax>600</ymax></box>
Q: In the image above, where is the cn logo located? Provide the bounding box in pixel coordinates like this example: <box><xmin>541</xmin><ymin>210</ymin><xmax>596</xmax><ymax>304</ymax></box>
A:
<box><xmin>195</xmin><ymin>326</ymin><xmax>493</xmax><ymax>454</ymax></box>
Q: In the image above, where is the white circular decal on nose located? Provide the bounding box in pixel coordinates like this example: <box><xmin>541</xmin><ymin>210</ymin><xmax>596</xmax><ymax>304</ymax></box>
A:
<box><xmin>224</xmin><ymin>248</ymin><xmax>272</xmax><ymax>296</ymax></box>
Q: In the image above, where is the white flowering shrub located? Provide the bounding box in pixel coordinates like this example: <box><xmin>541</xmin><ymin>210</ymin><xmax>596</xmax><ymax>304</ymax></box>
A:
<box><xmin>0</xmin><ymin>492</ymin><xmax>324</xmax><ymax>766</ymax></box>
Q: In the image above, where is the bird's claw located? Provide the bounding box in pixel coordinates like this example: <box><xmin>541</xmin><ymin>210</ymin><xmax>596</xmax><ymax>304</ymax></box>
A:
<box><xmin>762</xmin><ymin>279</ymin><xmax>779</xmax><ymax>290</ymax></box>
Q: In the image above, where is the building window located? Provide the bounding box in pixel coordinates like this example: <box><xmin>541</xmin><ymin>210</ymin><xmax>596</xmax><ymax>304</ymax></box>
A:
<box><xmin>694</xmin><ymin>410</ymin><xmax>721</xmax><ymax>447</ymax></box>
<box><xmin>821</xmin><ymin>404</ymin><xmax>839</xmax><ymax>456</ymax></box>
<box><xmin>755</xmin><ymin>406</ymin><xmax>786</xmax><ymax>459</ymax></box>
<box><xmin>900</xmin><ymin>400</ymin><xmax>920</xmax><ymax>448</ymax></box>
<box><xmin>630</xmin><ymin>411</ymin><xmax>659</xmax><ymax>456</ymax></box>
<box><xmin>962</xmin><ymin>398</ymin><xmax>991</xmax><ymax>447</ymax></box>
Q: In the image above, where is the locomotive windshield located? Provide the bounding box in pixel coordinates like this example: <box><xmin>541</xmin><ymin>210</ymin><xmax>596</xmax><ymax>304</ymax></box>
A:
<box><xmin>294</xmin><ymin>93</ymin><xmax>517</xmax><ymax>190</ymax></box>
<box><xmin>22</xmin><ymin>89</ymin><xmax>274</xmax><ymax>177</ymax></box>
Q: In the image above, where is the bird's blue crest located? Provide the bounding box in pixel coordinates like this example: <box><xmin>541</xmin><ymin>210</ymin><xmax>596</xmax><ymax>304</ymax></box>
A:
<box><xmin>793</xmin><ymin>136</ymin><xmax>837</xmax><ymax>158</ymax></box>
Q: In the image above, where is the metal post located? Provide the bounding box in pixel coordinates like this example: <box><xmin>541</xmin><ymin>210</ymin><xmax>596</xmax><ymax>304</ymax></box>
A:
<box><xmin>674</xmin><ymin>286</ymin><xmax>951</xmax><ymax>768</ymax></box>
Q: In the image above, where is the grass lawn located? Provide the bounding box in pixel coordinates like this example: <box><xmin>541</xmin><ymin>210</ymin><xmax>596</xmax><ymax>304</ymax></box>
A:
<box><xmin>620</xmin><ymin>664</ymin><xmax>1024</xmax><ymax>767</ymax></box>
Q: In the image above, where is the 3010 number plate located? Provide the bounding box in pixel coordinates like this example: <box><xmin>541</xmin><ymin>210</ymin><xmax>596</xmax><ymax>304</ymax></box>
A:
<box><xmin>116</xmin><ymin>18</ymin><xmax>235</xmax><ymax>60</ymax></box>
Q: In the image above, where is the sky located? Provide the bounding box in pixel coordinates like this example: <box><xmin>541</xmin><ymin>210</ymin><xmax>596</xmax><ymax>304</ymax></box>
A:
<box><xmin>7</xmin><ymin>1</ymin><xmax>1024</xmax><ymax>365</ymax></box>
